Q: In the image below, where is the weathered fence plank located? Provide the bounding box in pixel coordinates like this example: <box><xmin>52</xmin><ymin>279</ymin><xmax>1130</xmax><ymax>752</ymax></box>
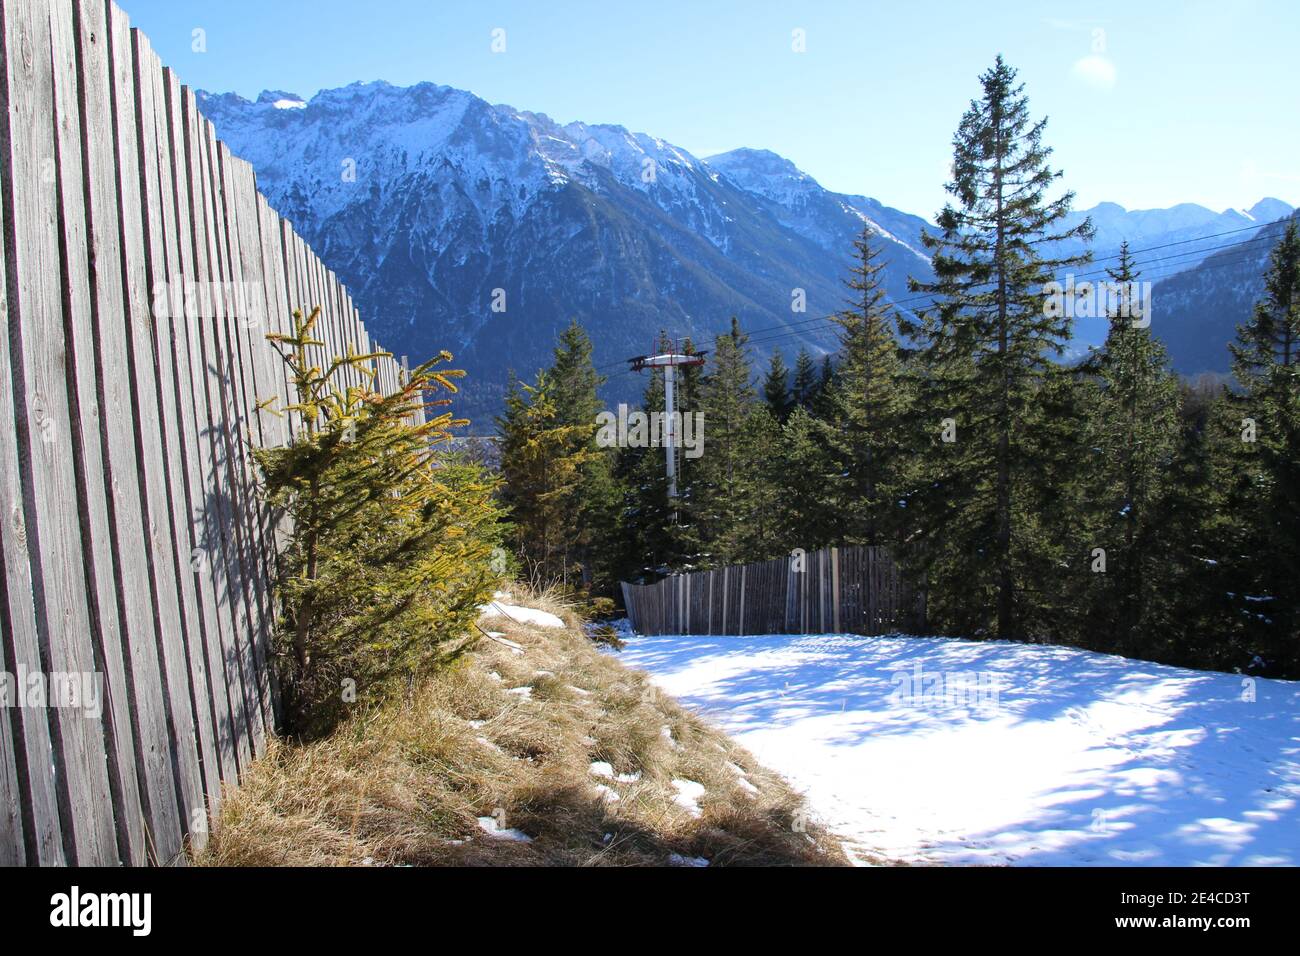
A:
<box><xmin>133</xmin><ymin>27</ymin><xmax>209</xmax><ymax>858</ymax></box>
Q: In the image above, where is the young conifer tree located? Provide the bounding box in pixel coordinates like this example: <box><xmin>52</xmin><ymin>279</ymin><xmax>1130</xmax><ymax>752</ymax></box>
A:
<box><xmin>791</xmin><ymin>347</ymin><xmax>820</xmax><ymax>410</ymax></box>
<box><xmin>496</xmin><ymin>367</ymin><xmax>597</xmax><ymax>587</ymax></box>
<box><xmin>255</xmin><ymin>308</ymin><xmax>501</xmax><ymax>738</ymax></box>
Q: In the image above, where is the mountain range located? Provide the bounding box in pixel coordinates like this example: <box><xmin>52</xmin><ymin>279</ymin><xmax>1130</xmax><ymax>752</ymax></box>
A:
<box><xmin>197</xmin><ymin>81</ymin><xmax>1294</xmax><ymax>426</ymax></box>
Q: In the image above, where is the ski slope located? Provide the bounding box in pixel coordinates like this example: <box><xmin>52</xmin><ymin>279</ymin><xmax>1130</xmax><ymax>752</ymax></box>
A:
<box><xmin>617</xmin><ymin>631</ymin><xmax>1300</xmax><ymax>866</ymax></box>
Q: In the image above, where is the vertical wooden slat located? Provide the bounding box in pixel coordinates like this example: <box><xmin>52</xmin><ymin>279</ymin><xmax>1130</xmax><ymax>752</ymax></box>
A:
<box><xmin>0</xmin><ymin>628</ymin><xmax>21</xmax><ymax>863</ymax></box>
<box><xmin>156</xmin><ymin>65</ymin><xmax>222</xmax><ymax>823</ymax></box>
<box><xmin>131</xmin><ymin>28</ymin><xmax>207</xmax><ymax>857</ymax></box>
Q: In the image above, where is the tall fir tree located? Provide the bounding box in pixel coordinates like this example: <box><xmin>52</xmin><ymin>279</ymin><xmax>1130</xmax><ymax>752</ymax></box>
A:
<box><xmin>820</xmin><ymin>228</ymin><xmax>913</xmax><ymax>546</ymax></box>
<box><xmin>547</xmin><ymin>320</ymin><xmax>623</xmax><ymax>593</ymax></box>
<box><xmin>900</xmin><ymin>56</ymin><xmax>1093</xmax><ymax>639</ymax></box>
<box><xmin>693</xmin><ymin>317</ymin><xmax>763</xmax><ymax>565</ymax></box>
<box><xmin>1223</xmin><ymin>220</ymin><xmax>1300</xmax><ymax>672</ymax></box>
<box><xmin>1074</xmin><ymin>244</ymin><xmax>1181</xmax><ymax>652</ymax></box>
<box><xmin>763</xmin><ymin>349</ymin><xmax>793</xmax><ymax>421</ymax></box>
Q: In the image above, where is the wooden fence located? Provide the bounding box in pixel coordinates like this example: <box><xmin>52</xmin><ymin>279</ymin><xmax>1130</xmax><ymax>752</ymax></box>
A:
<box><xmin>620</xmin><ymin>546</ymin><xmax>924</xmax><ymax>636</ymax></box>
<box><xmin>0</xmin><ymin>0</ymin><xmax>414</xmax><ymax>865</ymax></box>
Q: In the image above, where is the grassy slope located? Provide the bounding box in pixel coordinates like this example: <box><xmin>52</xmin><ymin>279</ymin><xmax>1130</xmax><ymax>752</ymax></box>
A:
<box><xmin>197</xmin><ymin>591</ymin><xmax>848</xmax><ymax>866</ymax></box>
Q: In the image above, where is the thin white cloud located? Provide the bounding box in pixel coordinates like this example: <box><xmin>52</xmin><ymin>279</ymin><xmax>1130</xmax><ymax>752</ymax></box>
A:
<box><xmin>1071</xmin><ymin>55</ymin><xmax>1117</xmax><ymax>91</ymax></box>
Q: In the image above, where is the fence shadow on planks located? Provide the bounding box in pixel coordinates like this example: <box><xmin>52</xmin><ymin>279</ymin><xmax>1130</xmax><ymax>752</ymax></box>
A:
<box><xmin>620</xmin><ymin>546</ymin><xmax>925</xmax><ymax>637</ymax></box>
<box><xmin>0</xmin><ymin>0</ymin><xmax>415</xmax><ymax>865</ymax></box>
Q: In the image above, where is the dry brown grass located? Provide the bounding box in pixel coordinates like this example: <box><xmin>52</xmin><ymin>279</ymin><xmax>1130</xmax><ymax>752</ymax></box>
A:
<box><xmin>195</xmin><ymin>587</ymin><xmax>850</xmax><ymax>867</ymax></box>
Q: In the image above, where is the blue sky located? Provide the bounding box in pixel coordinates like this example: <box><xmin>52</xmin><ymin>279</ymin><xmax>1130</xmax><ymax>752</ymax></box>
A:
<box><xmin>118</xmin><ymin>0</ymin><xmax>1299</xmax><ymax>217</ymax></box>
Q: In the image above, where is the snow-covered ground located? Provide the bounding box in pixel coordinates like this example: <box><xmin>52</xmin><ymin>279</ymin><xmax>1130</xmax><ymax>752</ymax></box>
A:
<box><xmin>617</xmin><ymin>632</ymin><xmax>1300</xmax><ymax>867</ymax></box>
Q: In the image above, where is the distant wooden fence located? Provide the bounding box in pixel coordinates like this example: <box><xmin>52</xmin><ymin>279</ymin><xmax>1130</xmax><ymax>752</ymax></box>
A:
<box><xmin>621</xmin><ymin>546</ymin><xmax>924</xmax><ymax>636</ymax></box>
<box><xmin>0</xmin><ymin>0</ymin><xmax>415</xmax><ymax>865</ymax></box>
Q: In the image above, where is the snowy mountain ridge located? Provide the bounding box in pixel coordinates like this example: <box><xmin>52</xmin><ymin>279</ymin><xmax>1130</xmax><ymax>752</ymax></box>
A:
<box><xmin>198</xmin><ymin>80</ymin><xmax>1292</xmax><ymax>423</ymax></box>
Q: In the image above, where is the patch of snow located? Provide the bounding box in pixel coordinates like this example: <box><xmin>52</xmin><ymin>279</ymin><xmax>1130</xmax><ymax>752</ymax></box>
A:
<box><xmin>481</xmin><ymin>601</ymin><xmax>565</xmax><ymax>629</ymax></box>
<box><xmin>667</xmin><ymin>853</ymin><xmax>710</xmax><ymax>867</ymax></box>
<box><xmin>619</xmin><ymin>632</ymin><xmax>1300</xmax><ymax>867</ymax></box>
<box><xmin>671</xmin><ymin>779</ymin><xmax>706</xmax><ymax>818</ymax></box>
<box><xmin>593</xmin><ymin>784</ymin><xmax>620</xmax><ymax>803</ymax></box>
<box><xmin>590</xmin><ymin>760</ymin><xmax>640</xmax><ymax>783</ymax></box>
<box><xmin>467</xmin><ymin>719</ymin><xmax>487</xmax><ymax>729</ymax></box>
<box><xmin>476</xmin><ymin>816</ymin><xmax>532</xmax><ymax>842</ymax></box>
<box><xmin>736</xmin><ymin>777</ymin><xmax>760</xmax><ymax>797</ymax></box>
<box><xmin>505</xmin><ymin>686</ymin><xmax>532</xmax><ymax>698</ymax></box>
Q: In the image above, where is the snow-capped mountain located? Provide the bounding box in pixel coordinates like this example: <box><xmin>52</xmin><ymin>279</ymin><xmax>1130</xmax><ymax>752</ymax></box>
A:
<box><xmin>1055</xmin><ymin>198</ymin><xmax>1293</xmax><ymax>351</ymax></box>
<box><xmin>197</xmin><ymin>81</ymin><xmax>932</xmax><ymax>425</ymax></box>
<box><xmin>197</xmin><ymin>80</ymin><xmax>1292</xmax><ymax>422</ymax></box>
<box><xmin>1151</xmin><ymin>211</ymin><xmax>1298</xmax><ymax>376</ymax></box>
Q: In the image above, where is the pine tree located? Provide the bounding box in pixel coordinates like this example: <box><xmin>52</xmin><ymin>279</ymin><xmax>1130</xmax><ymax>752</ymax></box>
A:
<box><xmin>735</xmin><ymin>404</ymin><xmax>789</xmax><ymax>561</ymax></box>
<box><xmin>1223</xmin><ymin>220</ymin><xmax>1300</xmax><ymax>673</ymax></box>
<box><xmin>820</xmin><ymin>228</ymin><xmax>912</xmax><ymax>546</ymax></box>
<box><xmin>774</xmin><ymin>403</ymin><xmax>840</xmax><ymax>548</ymax></box>
<box><xmin>496</xmin><ymin>368</ymin><xmax>597</xmax><ymax>587</ymax></box>
<box><xmin>1146</xmin><ymin>388</ymin><xmax>1243</xmax><ymax>669</ymax></box>
<box><xmin>763</xmin><ymin>349</ymin><xmax>793</xmax><ymax>421</ymax></box>
<box><xmin>900</xmin><ymin>56</ymin><xmax>1093</xmax><ymax>639</ymax></box>
<box><xmin>550</xmin><ymin>319</ymin><xmax>604</xmax><ymax>426</ymax></box>
<box><xmin>1076</xmin><ymin>244</ymin><xmax>1181</xmax><ymax>653</ymax></box>
<box><xmin>693</xmin><ymin>317</ymin><xmax>762</xmax><ymax>565</ymax></box>
<box><xmin>254</xmin><ymin>308</ymin><xmax>502</xmax><ymax>737</ymax></box>
<box><xmin>814</xmin><ymin>355</ymin><xmax>837</xmax><ymax>418</ymax></box>
<box><xmin>547</xmin><ymin>320</ymin><xmax>623</xmax><ymax>594</ymax></box>
<box><xmin>791</xmin><ymin>347</ymin><xmax>820</xmax><ymax>410</ymax></box>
